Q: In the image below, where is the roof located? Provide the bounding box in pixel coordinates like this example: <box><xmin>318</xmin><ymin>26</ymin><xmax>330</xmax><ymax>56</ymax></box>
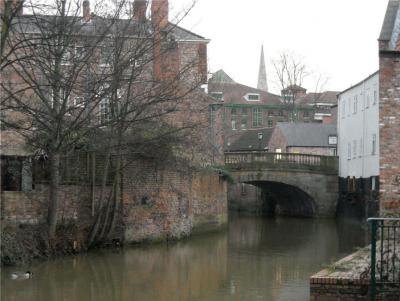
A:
<box><xmin>208</xmin><ymin>70</ymin><xmax>282</xmax><ymax>105</ymax></box>
<box><xmin>13</xmin><ymin>15</ymin><xmax>207</xmax><ymax>42</ymax></box>
<box><xmin>379</xmin><ymin>0</ymin><xmax>400</xmax><ymax>41</ymax></box>
<box><xmin>297</xmin><ymin>91</ymin><xmax>339</xmax><ymax>105</ymax></box>
<box><xmin>276</xmin><ymin>122</ymin><xmax>337</xmax><ymax>148</ymax></box>
<box><xmin>282</xmin><ymin>85</ymin><xmax>307</xmax><ymax>92</ymax></box>
<box><xmin>228</xmin><ymin>128</ymin><xmax>274</xmax><ymax>152</ymax></box>
<box><xmin>209</xmin><ymin>70</ymin><xmax>236</xmax><ymax>84</ymax></box>
<box><xmin>338</xmin><ymin>71</ymin><xmax>379</xmax><ymax>96</ymax></box>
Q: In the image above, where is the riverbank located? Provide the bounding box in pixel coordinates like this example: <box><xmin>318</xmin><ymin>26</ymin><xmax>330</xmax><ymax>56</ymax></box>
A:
<box><xmin>2</xmin><ymin>217</ymin><xmax>368</xmax><ymax>301</ymax></box>
<box><xmin>310</xmin><ymin>243</ymin><xmax>400</xmax><ymax>301</ymax></box>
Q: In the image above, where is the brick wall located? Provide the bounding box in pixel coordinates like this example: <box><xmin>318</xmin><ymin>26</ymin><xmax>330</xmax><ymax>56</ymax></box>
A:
<box><xmin>268</xmin><ymin>126</ymin><xmax>287</xmax><ymax>152</ymax></box>
<box><xmin>122</xmin><ymin>160</ymin><xmax>227</xmax><ymax>243</ymax></box>
<box><xmin>379</xmin><ymin>50</ymin><xmax>400</xmax><ymax>216</ymax></box>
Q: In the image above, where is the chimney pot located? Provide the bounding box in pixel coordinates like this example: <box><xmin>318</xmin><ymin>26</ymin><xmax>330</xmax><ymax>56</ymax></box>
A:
<box><xmin>132</xmin><ymin>0</ymin><xmax>147</xmax><ymax>22</ymax></box>
<box><xmin>151</xmin><ymin>0</ymin><xmax>168</xmax><ymax>29</ymax></box>
<box><xmin>82</xmin><ymin>0</ymin><xmax>91</xmax><ymax>22</ymax></box>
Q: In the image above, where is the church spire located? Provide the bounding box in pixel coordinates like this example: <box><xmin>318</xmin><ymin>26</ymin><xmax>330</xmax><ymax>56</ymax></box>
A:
<box><xmin>257</xmin><ymin>45</ymin><xmax>268</xmax><ymax>92</ymax></box>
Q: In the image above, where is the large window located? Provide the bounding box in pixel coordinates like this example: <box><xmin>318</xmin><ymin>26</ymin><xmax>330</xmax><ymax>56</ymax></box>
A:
<box><xmin>252</xmin><ymin>107</ymin><xmax>262</xmax><ymax>128</ymax></box>
<box><xmin>372</xmin><ymin>134</ymin><xmax>377</xmax><ymax>155</ymax></box>
<box><xmin>1</xmin><ymin>156</ymin><xmax>32</xmax><ymax>191</ymax></box>
<box><xmin>231</xmin><ymin>108</ymin><xmax>237</xmax><ymax>130</ymax></box>
<box><xmin>241</xmin><ymin>108</ymin><xmax>248</xmax><ymax>130</ymax></box>
<box><xmin>99</xmin><ymin>97</ymin><xmax>111</xmax><ymax>124</ymax></box>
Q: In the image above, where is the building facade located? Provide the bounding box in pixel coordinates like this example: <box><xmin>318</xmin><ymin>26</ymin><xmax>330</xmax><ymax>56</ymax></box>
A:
<box><xmin>0</xmin><ymin>0</ymin><xmax>228</xmax><ymax>250</ymax></box>
<box><xmin>378</xmin><ymin>0</ymin><xmax>400</xmax><ymax>217</ymax></box>
<box><xmin>337</xmin><ymin>72</ymin><xmax>380</xmax><ymax>219</ymax></box>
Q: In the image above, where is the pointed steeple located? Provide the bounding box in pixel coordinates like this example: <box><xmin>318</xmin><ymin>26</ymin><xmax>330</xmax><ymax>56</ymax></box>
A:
<box><xmin>257</xmin><ymin>45</ymin><xmax>268</xmax><ymax>92</ymax></box>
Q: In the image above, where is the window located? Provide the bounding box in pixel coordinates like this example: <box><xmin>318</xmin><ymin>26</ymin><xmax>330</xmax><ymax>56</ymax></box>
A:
<box><xmin>75</xmin><ymin>46</ymin><xmax>86</xmax><ymax>61</ymax></box>
<box><xmin>99</xmin><ymin>97</ymin><xmax>110</xmax><ymax>124</ymax></box>
<box><xmin>100</xmin><ymin>46</ymin><xmax>113</xmax><ymax>66</ymax></box>
<box><xmin>348</xmin><ymin>98</ymin><xmax>351</xmax><ymax>117</ymax></box>
<box><xmin>268</xmin><ymin>110</ymin><xmax>274</xmax><ymax>116</ymax></box>
<box><xmin>353</xmin><ymin>140</ymin><xmax>357</xmax><ymax>158</ymax></box>
<box><xmin>353</xmin><ymin>95</ymin><xmax>358</xmax><ymax>114</ymax></box>
<box><xmin>373</xmin><ymin>90</ymin><xmax>378</xmax><ymax>105</ymax></box>
<box><xmin>241</xmin><ymin>108</ymin><xmax>248</xmax><ymax>130</ymax></box>
<box><xmin>73</xmin><ymin>96</ymin><xmax>85</xmax><ymax>108</ymax></box>
<box><xmin>372</xmin><ymin>134</ymin><xmax>377</xmax><ymax>155</ymax></box>
<box><xmin>278</xmin><ymin>110</ymin><xmax>284</xmax><ymax>117</ymax></box>
<box><xmin>51</xmin><ymin>88</ymin><xmax>69</xmax><ymax>108</ymax></box>
<box><xmin>341</xmin><ymin>100</ymin><xmax>346</xmax><ymax>118</ymax></box>
<box><xmin>366</xmin><ymin>90</ymin><xmax>370</xmax><ymax>108</ymax></box>
<box><xmin>246</xmin><ymin>93</ymin><xmax>260</xmax><ymax>101</ymax></box>
<box><xmin>348</xmin><ymin>143</ymin><xmax>351</xmax><ymax>160</ymax></box>
<box><xmin>210</xmin><ymin>92</ymin><xmax>223</xmax><ymax>101</ymax></box>
<box><xmin>241</xmin><ymin>183</ymin><xmax>247</xmax><ymax>195</ymax></box>
<box><xmin>1</xmin><ymin>156</ymin><xmax>32</xmax><ymax>192</ymax></box>
<box><xmin>231</xmin><ymin>108</ymin><xmax>237</xmax><ymax>130</ymax></box>
<box><xmin>267</xmin><ymin>119</ymin><xmax>273</xmax><ymax>128</ymax></box>
<box><xmin>61</xmin><ymin>47</ymin><xmax>73</xmax><ymax>65</ymax></box>
<box><xmin>304</xmin><ymin>111</ymin><xmax>310</xmax><ymax>118</ymax></box>
<box><xmin>252</xmin><ymin>107</ymin><xmax>262</xmax><ymax>128</ymax></box>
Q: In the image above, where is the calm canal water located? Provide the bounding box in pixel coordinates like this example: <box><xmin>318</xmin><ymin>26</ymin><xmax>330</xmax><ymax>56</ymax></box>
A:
<box><xmin>2</xmin><ymin>216</ymin><xmax>368</xmax><ymax>301</ymax></box>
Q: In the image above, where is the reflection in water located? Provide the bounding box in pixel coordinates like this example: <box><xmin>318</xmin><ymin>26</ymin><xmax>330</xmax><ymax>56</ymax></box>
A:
<box><xmin>1</xmin><ymin>216</ymin><xmax>368</xmax><ymax>301</ymax></box>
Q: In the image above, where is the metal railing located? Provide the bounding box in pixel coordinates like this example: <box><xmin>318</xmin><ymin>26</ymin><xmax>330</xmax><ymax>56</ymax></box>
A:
<box><xmin>368</xmin><ymin>218</ymin><xmax>400</xmax><ymax>300</ymax></box>
<box><xmin>224</xmin><ymin>151</ymin><xmax>338</xmax><ymax>173</ymax></box>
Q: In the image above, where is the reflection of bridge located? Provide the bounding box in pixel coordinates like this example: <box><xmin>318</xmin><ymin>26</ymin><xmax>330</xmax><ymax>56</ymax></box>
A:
<box><xmin>225</xmin><ymin>152</ymin><xmax>339</xmax><ymax>217</ymax></box>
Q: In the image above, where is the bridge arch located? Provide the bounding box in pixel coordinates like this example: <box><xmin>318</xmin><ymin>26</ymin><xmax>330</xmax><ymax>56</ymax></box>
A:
<box><xmin>225</xmin><ymin>152</ymin><xmax>339</xmax><ymax>218</ymax></box>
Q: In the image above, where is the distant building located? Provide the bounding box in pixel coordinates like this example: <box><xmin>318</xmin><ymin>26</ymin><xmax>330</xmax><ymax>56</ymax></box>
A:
<box><xmin>268</xmin><ymin>123</ymin><xmax>337</xmax><ymax>156</ymax></box>
<box><xmin>208</xmin><ymin>70</ymin><xmax>315</xmax><ymax>150</ymax></box>
<box><xmin>297</xmin><ymin>91</ymin><xmax>339</xmax><ymax>123</ymax></box>
<box><xmin>226</xmin><ymin>128</ymin><xmax>273</xmax><ymax>152</ymax></box>
<box><xmin>336</xmin><ymin>71</ymin><xmax>379</xmax><ymax>219</ymax></box>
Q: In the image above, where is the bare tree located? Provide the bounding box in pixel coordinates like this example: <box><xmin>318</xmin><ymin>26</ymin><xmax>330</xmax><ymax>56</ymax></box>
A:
<box><xmin>1</xmin><ymin>0</ymin><xmax>210</xmax><ymax>245</ymax></box>
<box><xmin>272</xmin><ymin>51</ymin><xmax>309</xmax><ymax>104</ymax></box>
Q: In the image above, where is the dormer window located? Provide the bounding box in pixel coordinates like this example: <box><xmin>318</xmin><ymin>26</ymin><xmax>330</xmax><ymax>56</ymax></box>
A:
<box><xmin>210</xmin><ymin>92</ymin><xmax>223</xmax><ymax>101</ymax></box>
<box><xmin>246</xmin><ymin>93</ymin><xmax>260</xmax><ymax>101</ymax></box>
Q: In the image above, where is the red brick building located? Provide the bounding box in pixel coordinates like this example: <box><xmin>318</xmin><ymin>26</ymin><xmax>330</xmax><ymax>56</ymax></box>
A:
<box><xmin>0</xmin><ymin>0</ymin><xmax>227</xmax><ymax>249</ymax></box>
<box><xmin>378</xmin><ymin>0</ymin><xmax>400</xmax><ymax>216</ymax></box>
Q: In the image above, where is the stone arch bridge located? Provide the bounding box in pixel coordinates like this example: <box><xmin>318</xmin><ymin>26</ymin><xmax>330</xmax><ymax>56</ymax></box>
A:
<box><xmin>224</xmin><ymin>152</ymin><xmax>339</xmax><ymax>217</ymax></box>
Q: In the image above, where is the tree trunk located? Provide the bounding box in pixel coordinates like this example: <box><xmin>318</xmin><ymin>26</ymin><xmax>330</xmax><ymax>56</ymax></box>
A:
<box><xmin>47</xmin><ymin>152</ymin><xmax>61</xmax><ymax>240</ymax></box>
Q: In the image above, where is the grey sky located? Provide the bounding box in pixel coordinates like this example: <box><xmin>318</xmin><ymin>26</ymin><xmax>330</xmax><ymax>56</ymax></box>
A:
<box><xmin>171</xmin><ymin>0</ymin><xmax>388</xmax><ymax>94</ymax></box>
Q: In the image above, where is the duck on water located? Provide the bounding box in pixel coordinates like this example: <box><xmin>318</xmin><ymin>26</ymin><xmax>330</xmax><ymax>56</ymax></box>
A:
<box><xmin>10</xmin><ymin>271</ymin><xmax>33</xmax><ymax>280</ymax></box>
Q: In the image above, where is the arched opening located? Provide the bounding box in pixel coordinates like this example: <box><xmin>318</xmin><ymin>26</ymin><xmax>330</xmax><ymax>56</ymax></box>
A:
<box><xmin>239</xmin><ymin>181</ymin><xmax>318</xmax><ymax>218</ymax></box>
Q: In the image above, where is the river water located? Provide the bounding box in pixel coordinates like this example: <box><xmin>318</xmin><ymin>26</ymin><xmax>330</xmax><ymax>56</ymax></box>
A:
<box><xmin>1</xmin><ymin>216</ymin><xmax>369</xmax><ymax>301</ymax></box>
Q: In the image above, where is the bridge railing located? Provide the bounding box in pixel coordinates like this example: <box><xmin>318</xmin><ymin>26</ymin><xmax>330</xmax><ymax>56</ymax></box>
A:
<box><xmin>224</xmin><ymin>152</ymin><xmax>338</xmax><ymax>173</ymax></box>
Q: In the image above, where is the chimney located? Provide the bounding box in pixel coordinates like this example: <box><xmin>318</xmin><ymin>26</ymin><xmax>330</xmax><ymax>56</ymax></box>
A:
<box><xmin>132</xmin><ymin>0</ymin><xmax>147</xmax><ymax>22</ymax></box>
<box><xmin>151</xmin><ymin>0</ymin><xmax>168</xmax><ymax>29</ymax></box>
<box><xmin>1</xmin><ymin>0</ymin><xmax>23</xmax><ymax>16</ymax></box>
<box><xmin>82</xmin><ymin>0</ymin><xmax>91</xmax><ymax>22</ymax></box>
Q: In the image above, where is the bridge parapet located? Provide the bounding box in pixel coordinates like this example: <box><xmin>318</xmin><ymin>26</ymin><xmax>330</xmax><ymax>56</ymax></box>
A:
<box><xmin>225</xmin><ymin>152</ymin><xmax>338</xmax><ymax>174</ymax></box>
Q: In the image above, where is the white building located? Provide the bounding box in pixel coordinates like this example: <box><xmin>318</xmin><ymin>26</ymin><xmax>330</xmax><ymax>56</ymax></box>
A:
<box><xmin>337</xmin><ymin>71</ymin><xmax>379</xmax><ymax>183</ymax></box>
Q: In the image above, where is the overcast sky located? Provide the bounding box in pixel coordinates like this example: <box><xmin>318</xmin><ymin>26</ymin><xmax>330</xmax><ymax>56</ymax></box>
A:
<box><xmin>170</xmin><ymin>0</ymin><xmax>388</xmax><ymax>95</ymax></box>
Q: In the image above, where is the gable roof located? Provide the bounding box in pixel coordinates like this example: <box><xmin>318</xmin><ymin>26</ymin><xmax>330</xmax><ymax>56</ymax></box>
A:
<box><xmin>297</xmin><ymin>91</ymin><xmax>339</xmax><ymax>105</ymax></box>
<box><xmin>209</xmin><ymin>70</ymin><xmax>236</xmax><ymax>84</ymax></box>
<box><xmin>208</xmin><ymin>70</ymin><xmax>282</xmax><ymax>105</ymax></box>
<box><xmin>276</xmin><ymin>123</ymin><xmax>337</xmax><ymax>148</ymax></box>
<box><xmin>228</xmin><ymin>128</ymin><xmax>274</xmax><ymax>152</ymax></box>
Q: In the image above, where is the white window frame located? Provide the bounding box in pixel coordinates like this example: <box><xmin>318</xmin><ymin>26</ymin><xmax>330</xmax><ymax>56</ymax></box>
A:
<box><xmin>245</xmin><ymin>93</ymin><xmax>261</xmax><ymax>102</ymax></box>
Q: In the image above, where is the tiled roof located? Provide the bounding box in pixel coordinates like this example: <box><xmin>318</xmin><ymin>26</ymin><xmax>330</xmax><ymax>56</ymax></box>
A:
<box><xmin>297</xmin><ymin>91</ymin><xmax>339</xmax><ymax>105</ymax></box>
<box><xmin>276</xmin><ymin>122</ymin><xmax>337</xmax><ymax>147</ymax></box>
<box><xmin>13</xmin><ymin>15</ymin><xmax>207</xmax><ymax>42</ymax></box>
<box><xmin>209</xmin><ymin>70</ymin><xmax>236</xmax><ymax>84</ymax></box>
<box><xmin>228</xmin><ymin>128</ymin><xmax>274</xmax><ymax>152</ymax></box>
<box><xmin>208</xmin><ymin>70</ymin><xmax>282</xmax><ymax>105</ymax></box>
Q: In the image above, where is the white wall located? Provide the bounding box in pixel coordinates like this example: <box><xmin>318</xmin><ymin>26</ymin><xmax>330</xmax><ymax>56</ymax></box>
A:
<box><xmin>338</xmin><ymin>72</ymin><xmax>379</xmax><ymax>178</ymax></box>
